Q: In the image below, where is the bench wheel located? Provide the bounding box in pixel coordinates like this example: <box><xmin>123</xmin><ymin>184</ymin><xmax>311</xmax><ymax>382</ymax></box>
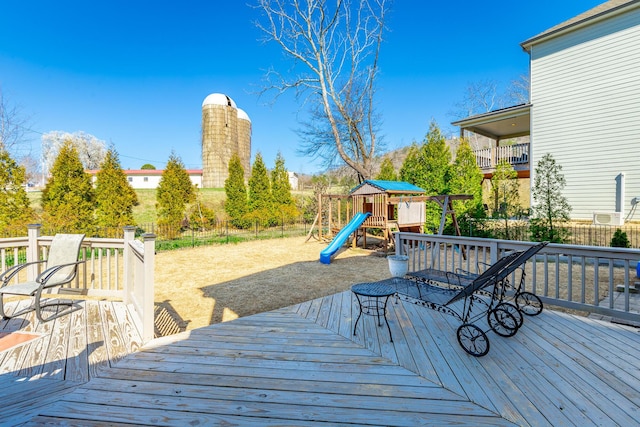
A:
<box><xmin>457</xmin><ymin>324</ymin><xmax>490</xmax><ymax>357</ymax></box>
<box><xmin>487</xmin><ymin>306</ymin><xmax>519</xmax><ymax>337</ymax></box>
<box><xmin>516</xmin><ymin>292</ymin><xmax>543</xmax><ymax>316</ymax></box>
<box><xmin>496</xmin><ymin>302</ymin><xmax>524</xmax><ymax>329</ymax></box>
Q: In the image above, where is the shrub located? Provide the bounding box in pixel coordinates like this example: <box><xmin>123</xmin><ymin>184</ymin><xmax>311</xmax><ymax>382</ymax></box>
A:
<box><xmin>188</xmin><ymin>202</ymin><xmax>216</xmax><ymax>231</ymax></box>
<box><xmin>611</xmin><ymin>228</ymin><xmax>630</xmax><ymax>248</ymax></box>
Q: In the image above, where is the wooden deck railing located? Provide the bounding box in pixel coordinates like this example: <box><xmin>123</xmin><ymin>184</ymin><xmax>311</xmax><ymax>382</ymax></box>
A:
<box><xmin>474</xmin><ymin>143</ymin><xmax>529</xmax><ymax>171</ymax></box>
<box><xmin>395</xmin><ymin>232</ymin><xmax>640</xmax><ymax>323</ymax></box>
<box><xmin>0</xmin><ymin>225</ymin><xmax>156</xmax><ymax>343</ymax></box>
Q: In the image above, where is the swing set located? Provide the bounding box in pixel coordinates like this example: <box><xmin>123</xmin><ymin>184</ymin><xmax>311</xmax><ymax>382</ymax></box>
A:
<box><xmin>307</xmin><ymin>180</ymin><xmax>472</xmax><ymax>251</ymax></box>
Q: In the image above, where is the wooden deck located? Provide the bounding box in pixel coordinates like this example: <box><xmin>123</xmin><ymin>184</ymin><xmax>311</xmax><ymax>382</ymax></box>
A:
<box><xmin>2</xmin><ymin>291</ymin><xmax>640</xmax><ymax>426</ymax></box>
<box><xmin>0</xmin><ymin>299</ymin><xmax>143</xmax><ymax>425</ymax></box>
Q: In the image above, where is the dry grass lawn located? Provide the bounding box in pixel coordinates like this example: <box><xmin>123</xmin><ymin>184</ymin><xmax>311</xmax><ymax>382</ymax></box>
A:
<box><xmin>152</xmin><ymin>236</ymin><xmax>634</xmax><ymax>333</ymax></box>
<box><xmin>154</xmin><ymin>236</ymin><xmax>392</xmax><ymax>331</ymax></box>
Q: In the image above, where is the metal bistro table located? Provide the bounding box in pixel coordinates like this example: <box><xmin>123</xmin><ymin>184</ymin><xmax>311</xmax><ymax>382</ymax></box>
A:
<box><xmin>351</xmin><ymin>282</ymin><xmax>396</xmax><ymax>342</ymax></box>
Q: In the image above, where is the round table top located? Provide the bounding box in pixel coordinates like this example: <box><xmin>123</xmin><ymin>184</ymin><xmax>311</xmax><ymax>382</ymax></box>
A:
<box><xmin>351</xmin><ymin>282</ymin><xmax>396</xmax><ymax>297</ymax></box>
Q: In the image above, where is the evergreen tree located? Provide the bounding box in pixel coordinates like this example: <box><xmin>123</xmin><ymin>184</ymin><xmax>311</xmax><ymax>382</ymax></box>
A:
<box><xmin>530</xmin><ymin>153</ymin><xmax>571</xmax><ymax>243</ymax></box>
<box><xmin>449</xmin><ymin>138</ymin><xmax>485</xmax><ymax>228</ymax></box>
<box><xmin>422</xmin><ymin>123</ymin><xmax>452</xmax><ymax>232</ymax></box>
<box><xmin>270</xmin><ymin>152</ymin><xmax>298</xmax><ymax>222</ymax></box>
<box><xmin>41</xmin><ymin>140</ymin><xmax>96</xmax><ymax>234</ymax></box>
<box><xmin>376</xmin><ymin>158</ymin><xmax>398</xmax><ymax>181</ymax></box>
<box><xmin>491</xmin><ymin>159</ymin><xmax>520</xmax><ymax>239</ymax></box>
<box><xmin>421</xmin><ymin>122</ymin><xmax>452</xmax><ymax>195</ymax></box>
<box><xmin>248</xmin><ymin>152</ymin><xmax>274</xmax><ymax>225</ymax></box>
<box><xmin>95</xmin><ymin>147</ymin><xmax>138</xmax><ymax>231</ymax></box>
<box><xmin>399</xmin><ymin>143</ymin><xmax>424</xmax><ymax>185</ymax></box>
<box><xmin>156</xmin><ymin>153</ymin><xmax>195</xmax><ymax>235</ymax></box>
<box><xmin>610</xmin><ymin>229</ymin><xmax>630</xmax><ymax>248</ymax></box>
<box><xmin>400</xmin><ymin>122</ymin><xmax>451</xmax><ymax>232</ymax></box>
<box><xmin>224</xmin><ymin>153</ymin><xmax>249</xmax><ymax>228</ymax></box>
<box><xmin>0</xmin><ymin>150</ymin><xmax>35</xmax><ymax>233</ymax></box>
<box><xmin>248</xmin><ymin>152</ymin><xmax>274</xmax><ymax>226</ymax></box>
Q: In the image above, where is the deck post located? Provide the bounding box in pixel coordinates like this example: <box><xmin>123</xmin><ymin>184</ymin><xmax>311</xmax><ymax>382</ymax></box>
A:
<box><xmin>26</xmin><ymin>224</ymin><xmax>41</xmax><ymax>281</ymax></box>
<box><xmin>141</xmin><ymin>233</ymin><xmax>156</xmax><ymax>343</ymax></box>
<box><xmin>122</xmin><ymin>226</ymin><xmax>136</xmax><ymax>305</ymax></box>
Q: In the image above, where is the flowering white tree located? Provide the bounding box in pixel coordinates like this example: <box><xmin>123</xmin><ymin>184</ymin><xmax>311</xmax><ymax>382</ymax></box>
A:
<box><xmin>41</xmin><ymin>131</ymin><xmax>107</xmax><ymax>177</ymax></box>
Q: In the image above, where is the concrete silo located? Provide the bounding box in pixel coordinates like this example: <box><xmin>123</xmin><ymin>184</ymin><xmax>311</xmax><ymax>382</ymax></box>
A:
<box><xmin>236</xmin><ymin>108</ymin><xmax>252</xmax><ymax>182</ymax></box>
<box><xmin>201</xmin><ymin>93</ymin><xmax>251</xmax><ymax>188</ymax></box>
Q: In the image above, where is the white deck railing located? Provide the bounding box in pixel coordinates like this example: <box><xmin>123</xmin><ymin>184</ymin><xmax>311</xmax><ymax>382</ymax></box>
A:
<box><xmin>474</xmin><ymin>143</ymin><xmax>530</xmax><ymax>170</ymax></box>
<box><xmin>395</xmin><ymin>232</ymin><xmax>640</xmax><ymax>323</ymax></box>
<box><xmin>0</xmin><ymin>225</ymin><xmax>156</xmax><ymax>343</ymax></box>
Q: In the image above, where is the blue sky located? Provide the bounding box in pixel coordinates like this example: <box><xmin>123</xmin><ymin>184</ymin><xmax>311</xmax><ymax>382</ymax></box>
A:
<box><xmin>1</xmin><ymin>0</ymin><xmax>604</xmax><ymax>174</ymax></box>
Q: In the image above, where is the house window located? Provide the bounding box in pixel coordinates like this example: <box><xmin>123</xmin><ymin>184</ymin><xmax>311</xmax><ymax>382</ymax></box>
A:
<box><xmin>143</xmin><ymin>177</ymin><xmax>148</xmax><ymax>182</ymax></box>
<box><xmin>128</xmin><ymin>177</ymin><xmax>133</xmax><ymax>182</ymax></box>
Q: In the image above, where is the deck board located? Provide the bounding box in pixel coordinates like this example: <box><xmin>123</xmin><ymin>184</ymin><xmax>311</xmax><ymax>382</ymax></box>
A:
<box><xmin>0</xmin><ymin>300</ymin><xmax>142</xmax><ymax>427</ymax></box>
<box><xmin>1</xmin><ymin>290</ymin><xmax>640</xmax><ymax>426</ymax></box>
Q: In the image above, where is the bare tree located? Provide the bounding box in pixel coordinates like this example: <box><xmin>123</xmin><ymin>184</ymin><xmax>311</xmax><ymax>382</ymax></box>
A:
<box><xmin>18</xmin><ymin>153</ymin><xmax>40</xmax><ymax>186</ymax></box>
<box><xmin>505</xmin><ymin>74</ymin><xmax>530</xmax><ymax>105</ymax></box>
<box><xmin>451</xmin><ymin>75</ymin><xmax>530</xmax><ymax>121</ymax></box>
<box><xmin>451</xmin><ymin>79</ymin><xmax>500</xmax><ymax>120</ymax></box>
<box><xmin>255</xmin><ymin>0</ymin><xmax>388</xmax><ymax>181</ymax></box>
<box><xmin>450</xmin><ymin>76</ymin><xmax>530</xmax><ymax>150</ymax></box>
<box><xmin>41</xmin><ymin>131</ymin><xmax>107</xmax><ymax>177</ymax></box>
<box><xmin>0</xmin><ymin>87</ymin><xmax>32</xmax><ymax>157</ymax></box>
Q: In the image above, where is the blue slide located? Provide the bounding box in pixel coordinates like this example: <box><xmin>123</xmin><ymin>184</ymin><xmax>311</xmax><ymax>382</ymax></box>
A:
<box><xmin>320</xmin><ymin>212</ymin><xmax>371</xmax><ymax>264</ymax></box>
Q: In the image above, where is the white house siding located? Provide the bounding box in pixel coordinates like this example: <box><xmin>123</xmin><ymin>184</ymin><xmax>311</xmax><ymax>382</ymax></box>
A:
<box><xmin>126</xmin><ymin>174</ymin><xmax>163</xmax><ymax>189</ymax></box>
<box><xmin>124</xmin><ymin>172</ymin><xmax>203</xmax><ymax>189</ymax></box>
<box><xmin>88</xmin><ymin>170</ymin><xmax>203</xmax><ymax>190</ymax></box>
<box><xmin>529</xmin><ymin>7</ymin><xmax>640</xmax><ymax>221</ymax></box>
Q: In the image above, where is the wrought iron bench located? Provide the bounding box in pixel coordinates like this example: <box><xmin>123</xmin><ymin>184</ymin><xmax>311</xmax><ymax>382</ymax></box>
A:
<box><xmin>387</xmin><ymin>246</ymin><xmax>547</xmax><ymax>357</ymax></box>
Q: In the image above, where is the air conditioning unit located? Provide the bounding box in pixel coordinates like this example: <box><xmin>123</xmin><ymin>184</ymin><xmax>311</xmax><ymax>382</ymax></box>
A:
<box><xmin>593</xmin><ymin>211</ymin><xmax>624</xmax><ymax>226</ymax></box>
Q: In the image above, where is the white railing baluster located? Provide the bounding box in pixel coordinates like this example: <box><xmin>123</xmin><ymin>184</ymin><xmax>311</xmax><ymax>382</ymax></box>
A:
<box><xmin>0</xmin><ymin>225</ymin><xmax>156</xmax><ymax>344</ymax></box>
<box><xmin>395</xmin><ymin>232</ymin><xmax>640</xmax><ymax>323</ymax></box>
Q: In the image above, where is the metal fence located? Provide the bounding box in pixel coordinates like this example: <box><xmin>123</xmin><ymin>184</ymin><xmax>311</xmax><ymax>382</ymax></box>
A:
<box><xmin>3</xmin><ymin>218</ymin><xmax>638</xmax><ymax>252</ymax></box>
<box><xmin>466</xmin><ymin>220</ymin><xmax>640</xmax><ymax>248</ymax></box>
<box><xmin>135</xmin><ymin>218</ymin><xmax>314</xmax><ymax>250</ymax></box>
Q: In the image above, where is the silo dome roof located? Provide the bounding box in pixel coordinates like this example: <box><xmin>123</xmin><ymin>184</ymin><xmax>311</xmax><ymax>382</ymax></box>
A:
<box><xmin>202</xmin><ymin>93</ymin><xmax>237</xmax><ymax>108</ymax></box>
<box><xmin>237</xmin><ymin>108</ymin><xmax>251</xmax><ymax>122</ymax></box>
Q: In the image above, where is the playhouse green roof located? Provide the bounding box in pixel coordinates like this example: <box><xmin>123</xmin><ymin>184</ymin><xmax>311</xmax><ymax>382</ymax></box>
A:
<box><xmin>350</xmin><ymin>180</ymin><xmax>425</xmax><ymax>194</ymax></box>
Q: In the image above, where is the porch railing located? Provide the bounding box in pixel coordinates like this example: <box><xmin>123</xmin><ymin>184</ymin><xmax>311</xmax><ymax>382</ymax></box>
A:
<box><xmin>474</xmin><ymin>143</ymin><xmax>529</xmax><ymax>170</ymax></box>
<box><xmin>0</xmin><ymin>225</ymin><xmax>156</xmax><ymax>343</ymax></box>
<box><xmin>395</xmin><ymin>232</ymin><xmax>640</xmax><ymax>323</ymax></box>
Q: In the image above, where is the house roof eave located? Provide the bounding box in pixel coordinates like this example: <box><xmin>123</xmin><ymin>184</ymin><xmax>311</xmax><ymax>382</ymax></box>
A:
<box><xmin>451</xmin><ymin>104</ymin><xmax>531</xmax><ymax>141</ymax></box>
<box><xmin>521</xmin><ymin>0</ymin><xmax>640</xmax><ymax>51</ymax></box>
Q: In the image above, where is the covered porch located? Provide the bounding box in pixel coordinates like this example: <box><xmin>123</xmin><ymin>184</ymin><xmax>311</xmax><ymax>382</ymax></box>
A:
<box><xmin>452</xmin><ymin>103</ymin><xmax>531</xmax><ymax>178</ymax></box>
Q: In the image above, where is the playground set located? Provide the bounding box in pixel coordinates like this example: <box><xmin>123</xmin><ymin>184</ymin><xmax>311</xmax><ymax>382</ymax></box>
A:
<box><xmin>312</xmin><ymin>180</ymin><xmax>472</xmax><ymax>264</ymax></box>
